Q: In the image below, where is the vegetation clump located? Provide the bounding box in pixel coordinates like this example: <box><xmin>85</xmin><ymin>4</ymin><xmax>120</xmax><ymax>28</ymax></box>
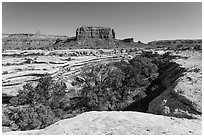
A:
<box><xmin>5</xmin><ymin>76</ymin><xmax>69</xmax><ymax>131</ymax></box>
<box><xmin>73</xmin><ymin>55</ymin><xmax>160</xmax><ymax>111</ymax></box>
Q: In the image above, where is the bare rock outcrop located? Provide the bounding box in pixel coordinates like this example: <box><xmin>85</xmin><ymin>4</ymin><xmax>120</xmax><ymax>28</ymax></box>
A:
<box><xmin>4</xmin><ymin>111</ymin><xmax>202</xmax><ymax>135</ymax></box>
<box><xmin>148</xmin><ymin>52</ymin><xmax>202</xmax><ymax>119</ymax></box>
<box><xmin>76</xmin><ymin>26</ymin><xmax>115</xmax><ymax>40</ymax></box>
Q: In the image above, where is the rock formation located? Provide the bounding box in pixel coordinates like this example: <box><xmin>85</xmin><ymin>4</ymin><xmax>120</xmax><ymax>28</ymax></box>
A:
<box><xmin>2</xmin><ymin>33</ymin><xmax>68</xmax><ymax>50</ymax></box>
<box><xmin>148</xmin><ymin>52</ymin><xmax>202</xmax><ymax>119</ymax></box>
<box><xmin>76</xmin><ymin>26</ymin><xmax>115</xmax><ymax>40</ymax></box>
<box><xmin>2</xmin><ymin>27</ymin><xmax>141</xmax><ymax>50</ymax></box>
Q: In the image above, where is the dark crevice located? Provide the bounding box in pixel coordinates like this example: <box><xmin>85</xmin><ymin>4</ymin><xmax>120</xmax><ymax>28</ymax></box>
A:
<box><xmin>122</xmin><ymin>62</ymin><xmax>186</xmax><ymax>112</ymax></box>
<box><xmin>122</xmin><ymin>81</ymin><xmax>166</xmax><ymax>112</ymax></box>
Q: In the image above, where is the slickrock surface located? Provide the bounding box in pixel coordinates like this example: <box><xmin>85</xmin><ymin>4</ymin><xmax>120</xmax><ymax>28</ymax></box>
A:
<box><xmin>3</xmin><ymin>111</ymin><xmax>202</xmax><ymax>135</ymax></box>
<box><xmin>2</xmin><ymin>49</ymin><xmax>123</xmax><ymax>97</ymax></box>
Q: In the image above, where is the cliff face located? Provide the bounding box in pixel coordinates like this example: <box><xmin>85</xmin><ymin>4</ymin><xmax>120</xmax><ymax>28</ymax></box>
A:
<box><xmin>76</xmin><ymin>26</ymin><xmax>115</xmax><ymax>40</ymax></box>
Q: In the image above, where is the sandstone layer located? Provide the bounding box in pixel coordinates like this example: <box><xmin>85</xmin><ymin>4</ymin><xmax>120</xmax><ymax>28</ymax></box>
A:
<box><xmin>2</xmin><ymin>49</ymin><xmax>124</xmax><ymax>98</ymax></box>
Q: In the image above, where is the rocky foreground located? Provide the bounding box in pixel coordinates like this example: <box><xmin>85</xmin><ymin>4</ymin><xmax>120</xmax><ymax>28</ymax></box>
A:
<box><xmin>3</xmin><ymin>111</ymin><xmax>201</xmax><ymax>135</ymax></box>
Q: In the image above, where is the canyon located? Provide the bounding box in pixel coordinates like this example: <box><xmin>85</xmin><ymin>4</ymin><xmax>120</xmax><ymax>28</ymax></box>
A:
<box><xmin>2</xmin><ymin>26</ymin><xmax>202</xmax><ymax>135</ymax></box>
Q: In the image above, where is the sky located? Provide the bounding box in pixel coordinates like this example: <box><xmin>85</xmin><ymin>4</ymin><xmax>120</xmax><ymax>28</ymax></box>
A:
<box><xmin>2</xmin><ymin>2</ymin><xmax>202</xmax><ymax>43</ymax></box>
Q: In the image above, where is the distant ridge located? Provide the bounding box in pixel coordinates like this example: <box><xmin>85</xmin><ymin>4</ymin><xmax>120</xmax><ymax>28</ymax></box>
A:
<box><xmin>2</xmin><ymin>26</ymin><xmax>202</xmax><ymax>50</ymax></box>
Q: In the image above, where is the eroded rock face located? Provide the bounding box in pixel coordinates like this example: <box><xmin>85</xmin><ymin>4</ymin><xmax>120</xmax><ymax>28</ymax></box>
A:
<box><xmin>147</xmin><ymin>86</ymin><xmax>201</xmax><ymax>119</ymax></box>
<box><xmin>148</xmin><ymin>52</ymin><xmax>202</xmax><ymax>119</ymax></box>
<box><xmin>76</xmin><ymin>26</ymin><xmax>115</xmax><ymax>40</ymax></box>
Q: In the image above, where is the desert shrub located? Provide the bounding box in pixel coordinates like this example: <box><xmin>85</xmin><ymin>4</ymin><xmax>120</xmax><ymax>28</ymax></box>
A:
<box><xmin>127</xmin><ymin>56</ymin><xmax>158</xmax><ymax>83</ymax></box>
<box><xmin>114</xmin><ymin>56</ymin><xmax>158</xmax><ymax>89</ymax></box>
<box><xmin>9</xmin><ymin>104</ymin><xmax>57</xmax><ymax>130</ymax></box>
<box><xmin>10</xmin><ymin>83</ymin><xmax>36</xmax><ymax>106</ymax></box>
<box><xmin>8</xmin><ymin>76</ymin><xmax>69</xmax><ymax>130</ymax></box>
<box><xmin>141</xmin><ymin>51</ymin><xmax>174</xmax><ymax>68</ymax></box>
<box><xmin>78</xmin><ymin>63</ymin><xmax>126</xmax><ymax>110</ymax></box>
<box><xmin>75</xmin><ymin>55</ymin><xmax>159</xmax><ymax>111</ymax></box>
<box><xmin>10</xmin><ymin>76</ymin><xmax>67</xmax><ymax>108</ymax></box>
<box><xmin>48</xmin><ymin>81</ymin><xmax>67</xmax><ymax>110</ymax></box>
<box><xmin>10</xmin><ymin>76</ymin><xmax>52</xmax><ymax>106</ymax></box>
<box><xmin>2</xmin><ymin>108</ymin><xmax>13</xmax><ymax>127</ymax></box>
